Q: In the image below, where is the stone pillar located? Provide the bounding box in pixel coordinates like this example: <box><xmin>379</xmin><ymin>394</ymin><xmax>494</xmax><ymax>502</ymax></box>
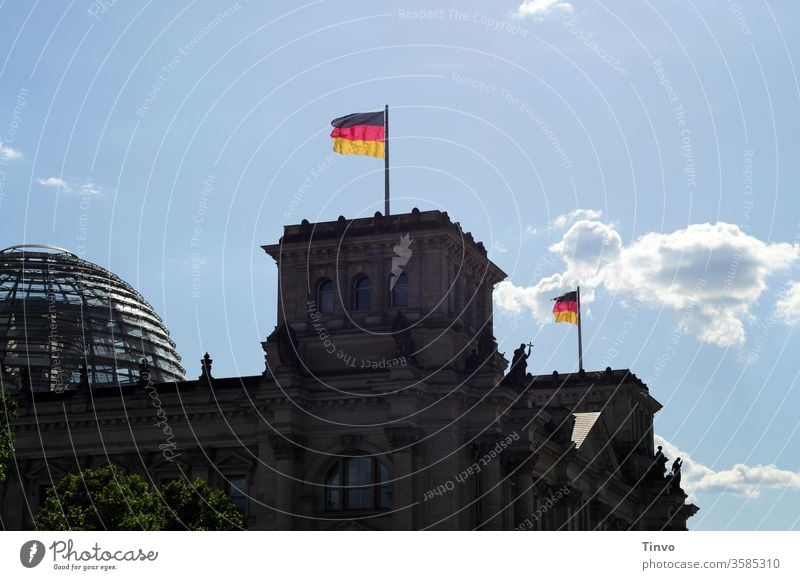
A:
<box><xmin>384</xmin><ymin>426</ymin><xmax>422</xmax><ymax>530</ymax></box>
<box><xmin>268</xmin><ymin>434</ymin><xmax>304</xmax><ymax>530</ymax></box>
<box><xmin>476</xmin><ymin>436</ymin><xmax>503</xmax><ymax>530</ymax></box>
<box><xmin>507</xmin><ymin>451</ymin><xmax>538</xmax><ymax>530</ymax></box>
<box><xmin>253</xmin><ymin>423</ymin><xmax>274</xmax><ymax>530</ymax></box>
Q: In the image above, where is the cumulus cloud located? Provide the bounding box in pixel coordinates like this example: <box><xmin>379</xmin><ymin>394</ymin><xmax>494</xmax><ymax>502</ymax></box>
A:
<box><xmin>550</xmin><ymin>218</ymin><xmax>622</xmax><ymax>279</ymax></box>
<box><xmin>525</xmin><ymin>209</ymin><xmax>603</xmax><ymax>237</ymax></box>
<box><xmin>0</xmin><ymin>142</ymin><xmax>22</xmax><ymax>161</ymax></box>
<box><xmin>552</xmin><ymin>208</ymin><xmax>603</xmax><ymax>229</ymax></box>
<box><xmin>494</xmin><ymin>212</ymin><xmax>800</xmax><ymax>347</ymax></box>
<box><xmin>655</xmin><ymin>435</ymin><xmax>800</xmax><ymax>500</ymax></box>
<box><xmin>36</xmin><ymin>177</ymin><xmax>72</xmax><ymax>192</ymax></box>
<box><xmin>605</xmin><ymin>223</ymin><xmax>797</xmax><ymax>346</ymax></box>
<box><xmin>775</xmin><ymin>282</ymin><xmax>800</xmax><ymax>325</ymax></box>
<box><xmin>515</xmin><ymin>0</ymin><xmax>574</xmax><ymax>20</ymax></box>
<box><xmin>496</xmin><ymin>272</ymin><xmax>572</xmax><ymax>323</ymax></box>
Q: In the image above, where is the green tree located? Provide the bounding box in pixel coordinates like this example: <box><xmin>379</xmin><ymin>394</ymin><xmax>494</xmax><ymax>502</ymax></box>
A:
<box><xmin>33</xmin><ymin>465</ymin><xmax>244</xmax><ymax>530</ymax></box>
<box><xmin>0</xmin><ymin>383</ymin><xmax>17</xmax><ymax>485</ymax></box>
<box><xmin>161</xmin><ymin>478</ymin><xmax>244</xmax><ymax>530</ymax></box>
<box><xmin>34</xmin><ymin>464</ymin><xmax>163</xmax><ymax>530</ymax></box>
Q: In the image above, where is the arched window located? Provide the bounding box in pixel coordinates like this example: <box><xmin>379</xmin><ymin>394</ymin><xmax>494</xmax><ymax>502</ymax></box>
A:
<box><xmin>353</xmin><ymin>276</ymin><xmax>371</xmax><ymax>311</ymax></box>
<box><xmin>317</xmin><ymin>278</ymin><xmax>334</xmax><ymax>313</ymax></box>
<box><xmin>390</xmin><ymin>272</ymin><xmax>408</xmax><ymax>307</ymax></box>
<box><xmin>325</xmin><ymin>457</ymin><xmax>390</xmax><ymax>511</ymax></box>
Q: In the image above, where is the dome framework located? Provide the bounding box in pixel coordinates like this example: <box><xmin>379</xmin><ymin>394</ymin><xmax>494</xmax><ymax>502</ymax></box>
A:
<box><xmin>0</xmin><ymin>245</ymin><xmax>184</xmax><ymax>390</ymax></box>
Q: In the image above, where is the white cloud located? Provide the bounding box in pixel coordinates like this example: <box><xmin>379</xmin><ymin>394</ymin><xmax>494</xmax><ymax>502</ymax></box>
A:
<box><xmin>655</xmin><ymin>435</ymin><xmax>800</xmax><ymax>500</ymax></box>
<box><xmin>36</xmin><ymin>178</ymin><xmax>104</xmax><ymax>197</ymax></box>
<box><xmin>493</xmin><ymin>240</ymin><xmax>510</xmax><ymax>255</ymax></box>
<box><xmin>776</xmin><ymin>282</ymin><xmax>800</xmax><ymax>325</ymax></box>
<box><xmin>79</xmin><ymin>180</ymin><xmax>102</xmax><ymax>196</ymax></box>
<box><xmin>604</xmin><ymin>223</ymin><xmax>797</xmax><ymax>346</ymax></box>
<box><xmin>525</xmin><ymin>225</ymin><xmax>542</xmax><ymax>236</ymax></box>
<box><xmin>494</xmin><ymin>213</ymin><xmax>800</xmax><ymax>347</ymax></box>
<box><xmin>495</xmin><ymin>272</ymin><xmax>570</xmax><ymax>322</ymax></box>
<box><xmin>0</xmin><ymin>142</ymin><xmax>22</xmax><ymax>161</ymax></box>
<box><xmin>549</xmin><ymin>218</ymin><xmax>622</xmax><ymax>280</ymax></box>
<box><xmin>36</xmin><ymin>177</ymin><xmax>72</xmax><ymax>192</ymax></box>
<box><xmin>515</xmin><ymin>0</ymin><xmax>574</xmax><ymax>20</ymax></box>
<box><xmin>552</xmin><ymin>208</ymin><xmax>603</xmax><ymax>229</ymax></box>
<box><xmin>525</xmin><ymin>208</ymin><xmax>603</xmax><ymax>237</ymax></box>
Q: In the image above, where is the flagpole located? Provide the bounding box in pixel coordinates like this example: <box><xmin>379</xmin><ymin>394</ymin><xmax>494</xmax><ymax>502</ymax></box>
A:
<box><xmin>577</xmin><ymin>285</ymin><xmax>584</xmax><ymax>372</ymax></box>
<box><xmin>384</xmin><ymin>104</ymin><xmax>390</xmax><ymax>216</ymax></box>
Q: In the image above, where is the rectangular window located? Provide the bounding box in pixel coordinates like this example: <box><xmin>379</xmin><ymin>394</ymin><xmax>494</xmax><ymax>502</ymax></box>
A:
<box><xmin>227</xmin><ymin>476</ymin><xmax>248</xmax><ymax>512</ymax></box>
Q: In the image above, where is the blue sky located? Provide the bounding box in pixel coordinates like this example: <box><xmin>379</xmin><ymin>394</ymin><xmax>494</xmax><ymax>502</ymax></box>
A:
<box><xmin>1</xmin><ymin>0</ymin><xmax>799</xmax><ymax>530</ymax></box>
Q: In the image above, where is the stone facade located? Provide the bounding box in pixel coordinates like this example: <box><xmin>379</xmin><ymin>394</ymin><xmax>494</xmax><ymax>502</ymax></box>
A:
<box><xmin>0</xmin><ymin>209</ymin><xmax>697</xmax><ymax>530</ymax></box>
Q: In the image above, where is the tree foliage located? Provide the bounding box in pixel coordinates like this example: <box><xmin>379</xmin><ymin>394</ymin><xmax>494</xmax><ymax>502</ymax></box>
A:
<box><xmin>161</xmin><ymin>478</ymin><xmax>243</xmax><ymax>530</ymax></box>
<box><xmin>0</xmin><ymin>384</ymin><xmax>17</xmax><ymax>485</ymax></box>
<box><xmin>34</xmin><ymin>465</ymin><xmax>164</xmax><ymax>530</ymax></box>
<box><xmin>33</xmin><ymin>465</ymin><xmax>243</xmax><ymax>531</ymax></box>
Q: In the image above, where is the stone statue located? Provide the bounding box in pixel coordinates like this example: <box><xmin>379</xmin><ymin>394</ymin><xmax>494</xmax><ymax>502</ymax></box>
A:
<box><xmin>649</xmin><ymin>445</ymin><xmax>668</xmax><ymax>480</ymax></box>
<box><xmin>506</xmin><ymin>342</ymin><xmax>532</xmax><ymax>386</ymax></box>
<box><xmin>512</xmin><ymin>342</ymin><xmax>532</xmax><ymax>374</ymax></box>
<box><xmin>671</xmin><ymin>457</ymin><xmax>683</xmax><ymax>491</ymax></box>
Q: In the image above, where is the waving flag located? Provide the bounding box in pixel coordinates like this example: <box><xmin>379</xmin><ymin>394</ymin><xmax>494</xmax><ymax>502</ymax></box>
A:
<box><xmin>552</xmin><ymin>287</ymin><xmax>584</xmax><ymax>371</ymax></box>
<box><xmin>552</xmin><ymin>291</ymin><xmax>578</xmax><ymax>325</ymax></box>
<box><xmin>330</xmin><ymin>111</ymin><xmax>385</xmax><ymax>159</ymax></box>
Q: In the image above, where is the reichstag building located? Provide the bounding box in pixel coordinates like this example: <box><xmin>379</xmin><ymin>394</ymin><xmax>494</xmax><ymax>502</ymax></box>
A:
<box><xmin>0</xmin><ymin>210</ymin><xmax>698</xmax><ymax>530</ymax></box>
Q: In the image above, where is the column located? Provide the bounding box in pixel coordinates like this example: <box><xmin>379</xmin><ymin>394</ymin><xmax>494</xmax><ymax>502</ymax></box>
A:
<box><xmin>268</xmin><ymin>434</ymin><xmax>304</xmax><ymax>530</ymax></box>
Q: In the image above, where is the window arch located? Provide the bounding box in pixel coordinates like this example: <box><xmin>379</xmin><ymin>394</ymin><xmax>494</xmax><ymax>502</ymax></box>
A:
<box><xmin>316</xmin><ymin>278</ymin><xmax>334</xmax><ymax>313</ymax></box>
<box><xmin>325</xmin><ymin>457</ymin><xmax>390</xmax><ymax>511</ymax></box>
<box><xmin>353</xmin><ymin>275</ymin><xmax>371</xmax><ymax>311</ymax></box>
<box><xmin>390</xmin><ymin>272</ymin><xmax>408</xmax><ymax>307</ymax></box>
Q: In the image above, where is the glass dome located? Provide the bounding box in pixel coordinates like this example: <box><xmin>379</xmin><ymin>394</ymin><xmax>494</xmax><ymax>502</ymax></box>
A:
<box><xmin>0</xmin><ymin>245</ymin><xmax>184</xmax><ymax>390</ymax></box>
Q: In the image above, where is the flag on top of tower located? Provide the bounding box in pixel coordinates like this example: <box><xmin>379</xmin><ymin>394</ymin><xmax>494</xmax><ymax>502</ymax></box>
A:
<box><xmin>330</xmin><ymin>111</ymin><xmax>385</xmax><ymax>159</ymax></box>
<box><xmin>552</xmin><ymin>290</ymin><xmax>579</xmax><ymax>325</ymax></box>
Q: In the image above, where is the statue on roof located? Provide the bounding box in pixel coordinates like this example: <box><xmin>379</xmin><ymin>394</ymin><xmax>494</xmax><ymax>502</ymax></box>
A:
<box><xmin>505</xmin><ymin>342</ymin><xmax>532</xmax><ymax>387</ymax></box>
<box><xmin>649</xmin><ymin>445</ymin><xmax>668</xmax><ymax>480</ymax></box>
<box><xmin>671</xmin><ymin>457</ymin><xmax>683</xmax><ymax>492</ymax></box>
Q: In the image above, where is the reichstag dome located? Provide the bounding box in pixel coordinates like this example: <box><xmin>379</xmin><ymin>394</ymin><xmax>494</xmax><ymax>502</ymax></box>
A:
<box><xmin>0</xmin><ymin>245</ymin><xmax>184</xmax><ymax>391</ymax></box>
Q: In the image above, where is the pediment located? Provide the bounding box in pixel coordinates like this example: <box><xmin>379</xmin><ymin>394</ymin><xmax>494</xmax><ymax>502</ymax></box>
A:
<box><xmin>214</xmin><ymin>449</ymin><xmax>256</xmax><ymax>471</ymax></box>
<box><xmin>571</xmin><ymin>412</ymin><xmax>620</xmax><ymax>473</ymax></box>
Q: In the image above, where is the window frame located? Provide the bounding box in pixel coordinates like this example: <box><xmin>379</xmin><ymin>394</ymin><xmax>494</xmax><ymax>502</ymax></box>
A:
<box><xmin>225</xmin><ymin>474</ymin><xmax>249</xmax><ymax>513</ymax></box>
<box><xmin>352</xmin><ymin>275</ymin><xmax>371</xmax><ymax>312</ymax></box>
<box><xmin>316</xmin><ymin>278</ymin><xmax>335</xmax><ymax>314</ymax></box>
<box><xmin>324</xmin><ymin>456</ymin><xmax>390</xmax><ymax>512</ymax></box>
<box><xmin>389</xmin><ymin>272</ymin><xmax>409</xmax><ymax>308</ymax></box>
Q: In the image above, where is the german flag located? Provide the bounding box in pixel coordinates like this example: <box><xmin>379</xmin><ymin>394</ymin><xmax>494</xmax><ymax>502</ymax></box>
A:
<box><xmin>330</xmin><ymin>111</ymin><xmax>385</xmax><ymax>159</ymax></box>
<box><xmin>552</xmin><ymin>291</ymin><xmax>578</xmax><ymax>325</ymax></box>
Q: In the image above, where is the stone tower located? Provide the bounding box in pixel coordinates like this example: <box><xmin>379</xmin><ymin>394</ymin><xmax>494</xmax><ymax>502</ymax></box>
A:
<box><xmin>261</xmin><ymin>208</ymin><xmax>507</xmax><ymax>379</ymax></box>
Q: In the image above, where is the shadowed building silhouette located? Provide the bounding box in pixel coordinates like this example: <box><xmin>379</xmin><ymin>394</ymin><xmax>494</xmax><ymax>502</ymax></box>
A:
<box><xmin>1</xmin><ymin>211</ymin><xmax>697</xmax><ymax>530</ymax></box>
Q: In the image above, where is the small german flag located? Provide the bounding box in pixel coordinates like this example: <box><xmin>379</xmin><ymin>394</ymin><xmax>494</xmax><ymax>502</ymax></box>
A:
<box><xmin>552</xmin><ymin>291</ymin><xmax>579</xmax><ymax>325</ymax></box>
<box><xmin>330</xmin><ymin>111</ymin><xmax>385</xmax><ymax>159</ymax></box>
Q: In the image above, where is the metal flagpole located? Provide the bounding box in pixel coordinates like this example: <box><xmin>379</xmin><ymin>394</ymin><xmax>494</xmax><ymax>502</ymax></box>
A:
<box><xmin>577</xmin><ymin>285</ymin><xmax>584</xmax><ymax>372</ymax></box>
<box><xmin>384</xmin><ymin>104</ymin><xmax>390</xmax><ymax>216</ymax></box>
